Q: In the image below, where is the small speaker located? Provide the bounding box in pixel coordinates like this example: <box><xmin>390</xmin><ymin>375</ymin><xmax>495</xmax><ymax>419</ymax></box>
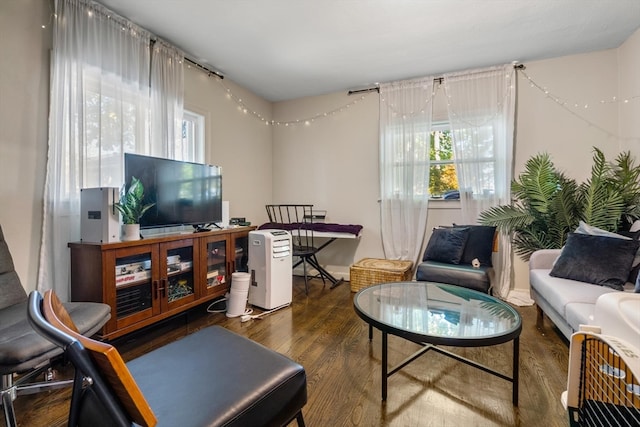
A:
<box><xmin>81</xmin><ymin>187</ymin><xmax>120</xmax><ymax>243</ymax></box>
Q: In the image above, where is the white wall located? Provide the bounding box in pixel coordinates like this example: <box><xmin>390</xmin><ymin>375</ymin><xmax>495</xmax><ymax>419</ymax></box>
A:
<box><xmin>0</xmin><ymin>0</ymin><xmax>50</xmax><ymax>291</ymax></box>
<box><xmin>618</xmin><ymin>28</ymin><xmax>640</xmax><ymax>153</ymax></box>
<box><xmin>184</xmin><ymin>67</ymin><xmax>273</xmax><ymax>226</ymax></box>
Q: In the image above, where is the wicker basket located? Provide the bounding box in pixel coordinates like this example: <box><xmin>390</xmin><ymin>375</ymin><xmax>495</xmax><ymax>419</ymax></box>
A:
<box><xmin>349</xmin><ymin>258</ymin><xmax>413</xmax><ymax>292</ymax></box>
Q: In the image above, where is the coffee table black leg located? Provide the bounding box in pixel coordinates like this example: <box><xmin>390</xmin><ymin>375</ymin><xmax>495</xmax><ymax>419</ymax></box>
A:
<box><xmin>513</xmin><ymin>336</ymin><xmax>519</xmax><ymax>406</ymax></box>
<box><xmin>368</xmin><ymin>324</ymin><xmax>373</xmax><ymax>340</ymax></box>
<box><xmin>382</xmin><ymin>331</ymin><xmax>388</xmax><ymax>401</ymax></box>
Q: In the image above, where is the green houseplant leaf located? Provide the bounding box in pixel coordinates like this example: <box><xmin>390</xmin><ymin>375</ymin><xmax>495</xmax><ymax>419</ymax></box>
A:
<box><xmin>113</xmin><ymin>176</ymin><xmax>155</xmax><ymax>225</ymax></box>
<box><xmin>479</xmin><ymin>148</ymin><xmax>640</xmax><ymax>261</ymax></box>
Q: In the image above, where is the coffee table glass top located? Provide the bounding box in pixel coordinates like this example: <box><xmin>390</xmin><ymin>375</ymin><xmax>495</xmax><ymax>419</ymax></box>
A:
<box><xmin>353</xmin><ymin>282</ymin><xmax>521</xmax><ymax>345</ymax></box>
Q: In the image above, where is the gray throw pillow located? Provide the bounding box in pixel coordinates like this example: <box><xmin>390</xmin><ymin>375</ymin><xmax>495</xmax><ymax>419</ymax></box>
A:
<box><xmin>423</xmin><ymin>227</ymin><xmax>470</xmax><ymax>265</ymax></box>
<box><xmin>453</xmin><ymin>224</ymin><xmax>496</xmax><ymax>267</ymax></box>
<box><xmin>550</xmin><ymin>233</ymin><xmax>639</xmax><ymax>291</ymax></box>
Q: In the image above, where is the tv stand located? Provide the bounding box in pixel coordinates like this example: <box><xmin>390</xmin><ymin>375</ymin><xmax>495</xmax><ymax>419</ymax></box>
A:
<box><xmin>68</xmin><ymin>226</ymin><xmax>255</xmax><ymax>340</ymax></box>
<box><xmin>193</xmin><ymin>225</ymin><xmax>211</xmax><ymax>233</ymax></box>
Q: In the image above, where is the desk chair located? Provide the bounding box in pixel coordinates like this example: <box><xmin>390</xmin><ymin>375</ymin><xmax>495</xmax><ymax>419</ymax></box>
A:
<box><xmin>0</xmin><ymin>225</ymin><xmax>111</xmax><ymax>427</ymax></box>
<box><xmin>28</xmin><ymin>290</ymin><xmax>307</xmax><ymax>427</ymax></box>
<box><xmin>561</xmin><ymin>330</ymin><xmax>640</xmax><ymax>426</ymax></box>
<box><xmin>265</xmin><ymin>204</ymin><xmax>332</xmax><ymax>294</ymax></box>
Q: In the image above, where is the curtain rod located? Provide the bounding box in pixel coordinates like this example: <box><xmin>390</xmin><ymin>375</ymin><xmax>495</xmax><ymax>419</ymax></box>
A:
<box><xmin>149</xmin><ymin>38</ymin><xmax>224</xmax><ymax>79</ymax></box>
<box><xmin>348</xmin><ymin>87</ymin><xmax>380</xmax><ymax>96</ymax></box>
<box><xmin>184</xmin><ymin>57</ymin><xmax>224</xmax><ymax>79</ymax></box>
<box><xmin>349</xmin><ymin>63</ymin><xmax>526</xmax><ymax>95</ymax></box>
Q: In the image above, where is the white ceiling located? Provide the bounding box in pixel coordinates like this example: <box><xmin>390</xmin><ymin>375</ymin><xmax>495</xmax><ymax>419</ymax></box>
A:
<box><xmin>96</xmin><ymin>0</ymin><xmax>640</xmax><ymax>102</ymax></box>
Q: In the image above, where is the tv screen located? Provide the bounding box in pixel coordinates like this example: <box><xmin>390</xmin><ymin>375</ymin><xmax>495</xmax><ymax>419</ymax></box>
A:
<box><xmin>124</xmin><ymin>153</ymin><xmax>222</xmax><ymax>229</ymax></box>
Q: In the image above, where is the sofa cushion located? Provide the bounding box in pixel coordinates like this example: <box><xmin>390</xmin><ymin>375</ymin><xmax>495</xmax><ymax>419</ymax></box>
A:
<box><xmin>550</xmin><ymin>233</ymin><xmax>639</xmax><ymax>290</ymax></box>
<box><xmin>453</xmin><ymin>224</ymin><xmax>496</xmax><ymax>267</ymax></box>
<box><xmin>564</xmin><ymin>302</ymin><xmax>596</xmax><ymax>332</ymax></box>
<box><xmin>423</xmin><ymin>227</ymin><xmax>469</xmax><ymax>264</ymax></box>
<box><xmin>530</xmin><ymin>269</ymin><xmax>616</xmax><ymax>321</ymax></box>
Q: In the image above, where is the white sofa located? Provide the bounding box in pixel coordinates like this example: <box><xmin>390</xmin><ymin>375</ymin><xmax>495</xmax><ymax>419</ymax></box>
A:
<box><xmin>529</xmin><ymin>249</ymin><xmax>640</xmax><ymax>343</ymax></box>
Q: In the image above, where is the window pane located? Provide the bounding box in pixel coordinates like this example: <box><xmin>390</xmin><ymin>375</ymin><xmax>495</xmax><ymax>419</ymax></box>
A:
<box><xmin>429</xmin><ymin>164</ymin><xmax>458</xmax><ymax>196</ymax></box>
<box><xmin>428</xmin><ymin>129</ymin><xmax>458</xmax><ymax>196</ymax></box>
<box><xmin>181</xmin><ymin>110</ymin><xmax>204</xmax><ymax>163</ymax></box>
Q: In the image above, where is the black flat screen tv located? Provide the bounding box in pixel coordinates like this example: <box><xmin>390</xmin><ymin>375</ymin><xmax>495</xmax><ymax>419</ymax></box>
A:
<box><xmin>124</xmin><ymin>153</ymin><xmax>222</xmax><ymax>230</ymax></box>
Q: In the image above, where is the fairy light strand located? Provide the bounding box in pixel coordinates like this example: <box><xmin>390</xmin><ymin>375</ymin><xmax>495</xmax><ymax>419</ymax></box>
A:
<box><xmin>205</xmin><ymin>71</ymin><xmax>374</xmax><ymax>127</ymax></box>
<box><xmin>520</xmin><ymin>70</ymin><xmax>639</xmax><ymax>143</ymax></box>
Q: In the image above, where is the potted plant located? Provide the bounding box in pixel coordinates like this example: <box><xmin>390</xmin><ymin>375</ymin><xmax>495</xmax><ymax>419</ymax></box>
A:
<box><xmin>479</xmin><ymin>148</ymin><xmax>640</xmax><ymax>261</ymax></box>
<box><xmin>114</xmin><ymin>176</ymin><xmax>155</xmax><ymax>241</ymax></box>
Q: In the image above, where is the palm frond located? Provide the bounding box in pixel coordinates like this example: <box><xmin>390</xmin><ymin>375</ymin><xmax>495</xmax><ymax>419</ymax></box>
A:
<box><xmin>478</xmin><ymin>205</ymin><xmax>534</xmax><ymax>234</ymax></box>
<box><xmin>512</xmin><ymin>153</ymin><xmax>560</xmax><ymax>215</ymax></box>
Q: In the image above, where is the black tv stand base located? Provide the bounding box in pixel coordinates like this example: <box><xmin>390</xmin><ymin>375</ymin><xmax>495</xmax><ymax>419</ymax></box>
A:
<box><xmin>192</xmin><ymin>223</ymin><xmax>223</xmax><ymax>233</ymax></box>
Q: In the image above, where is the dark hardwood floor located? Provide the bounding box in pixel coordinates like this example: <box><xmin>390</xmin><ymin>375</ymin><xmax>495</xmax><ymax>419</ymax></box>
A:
<box><xmin>6</xmin><ymin>277</ymin><xmax>570</xmax><ymax>427</ymax></box>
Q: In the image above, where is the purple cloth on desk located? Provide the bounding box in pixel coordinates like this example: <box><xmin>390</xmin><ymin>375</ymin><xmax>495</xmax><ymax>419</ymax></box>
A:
<box><xmin>259</xmin><ymin>222</ymin><xmax>363</xmax><ymax>236</ymax></box>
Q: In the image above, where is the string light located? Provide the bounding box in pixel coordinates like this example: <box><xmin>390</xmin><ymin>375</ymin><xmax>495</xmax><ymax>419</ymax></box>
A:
<box><xmin>214</xmin><ymin>78</ymin><xmax>374</xmax><ymax>127</ymax></box>
<box><xmin>520</xmin><ymin>70</ymin><xmax>639</xmax><ymax>143</ymax></box>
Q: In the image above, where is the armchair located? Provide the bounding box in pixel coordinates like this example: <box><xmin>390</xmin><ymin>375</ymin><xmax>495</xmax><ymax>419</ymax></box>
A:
<box><xmin>416</xmin><ymin>225</ymin><xmax>496</xmax><ymax>293</ymax></box>
<box><xmin>0</xmin><ymin>225</ymin><xmax>111</xmax><ymax>427</ymax></box>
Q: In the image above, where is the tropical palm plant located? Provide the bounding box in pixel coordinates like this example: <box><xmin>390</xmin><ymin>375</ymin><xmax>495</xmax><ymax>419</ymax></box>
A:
<box><xmin>479</xmin><ymin>148</ymin><xmax>640</xmax><ymax>261</ymax></box>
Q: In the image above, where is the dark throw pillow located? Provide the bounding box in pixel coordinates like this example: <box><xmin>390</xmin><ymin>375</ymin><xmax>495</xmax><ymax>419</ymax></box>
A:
<box><xmin>453</xmin><ymin>224</ymin><xmax>496</xmax><ymax>267</ymax></box>
<box><xmin>423</xmin><ymin>227</ymin><xmax>470</xmax><ymax>265</ymax></box>
<box><xmin>550</xmin><ymin>232</ymin><xmax>640</xmax><ymax>291</ymax></box>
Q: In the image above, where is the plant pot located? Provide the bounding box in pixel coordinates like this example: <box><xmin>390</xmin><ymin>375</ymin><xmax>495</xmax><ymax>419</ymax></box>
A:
<box><xmin>122</xmin><ymin>224</ymin><xmax>141</xmax><ymax>241</ymax></box>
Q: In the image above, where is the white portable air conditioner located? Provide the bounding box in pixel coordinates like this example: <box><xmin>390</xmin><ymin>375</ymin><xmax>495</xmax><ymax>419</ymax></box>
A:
<box><xmin>248</xmin><ymin>230</ymin><xmax>292</xmax><ymax>309</ymax></box>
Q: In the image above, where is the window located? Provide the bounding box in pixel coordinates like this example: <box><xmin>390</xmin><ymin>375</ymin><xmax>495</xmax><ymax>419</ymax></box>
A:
<box><xmin>428</xmin><ymin>123</ymin><xmax>498</xmax><ymax>199</ymax></box>
<box><xmin>180</xmin><ymin>110</ymin><xmax>205</xmax><ymax>163</ymax></box>
<box><xmin>428</xmin><ymin>124</ymin><xmax>458</xmax><ymax>198</ymax></box>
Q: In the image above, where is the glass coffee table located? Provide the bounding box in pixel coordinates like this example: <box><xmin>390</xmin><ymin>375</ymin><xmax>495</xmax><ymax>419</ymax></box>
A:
<box><xmin>353</xmin><ymin>281</ymin><xmax>522</xmax><ymax>405</ymax></box>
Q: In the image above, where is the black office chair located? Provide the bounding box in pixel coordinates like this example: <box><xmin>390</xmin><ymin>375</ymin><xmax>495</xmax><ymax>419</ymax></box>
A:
<box><xmin>265</xmin><ymin>204</ymin><xmax>332</xmax><ymax>294</ymax></box>
<box><xmin>0</xmin><ymin>225</ymin><xmax>111</xmax><ymax>427</ymax></box>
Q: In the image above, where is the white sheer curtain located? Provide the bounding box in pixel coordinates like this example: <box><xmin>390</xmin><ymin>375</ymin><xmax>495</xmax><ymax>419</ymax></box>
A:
<box><xmin>38</xmin><ymin>0</ymin><xmax>184</xmax><ymax>301</ymax></box>
<box><xmin>379</xmin><ymin>77</ymin><xmax>434</xmax><ymax>267</ymax></box>
<box><xmin>443</xmin><ymin>65</ymin><xmax>531</xmax><ymax>305</ymax></box>
<box><xmin>150</xmin><ymin>40</ymin><xmax>185</xmax><ymax>159</ymax></box>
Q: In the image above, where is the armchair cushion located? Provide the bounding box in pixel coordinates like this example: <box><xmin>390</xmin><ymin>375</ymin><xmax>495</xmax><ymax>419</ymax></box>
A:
<box><xmin>550</xmin><ymin>232</ymin><xmax>639</xmax><ymax>291</ymax></box>
<box><xmin>422</xmin><ymin>227</ymin><xmax>470</xmax><ymax>265</ymax></box>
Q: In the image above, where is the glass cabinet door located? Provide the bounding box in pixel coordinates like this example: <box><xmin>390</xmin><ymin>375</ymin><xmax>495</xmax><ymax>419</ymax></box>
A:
<box><xmin>202</xmin><ymin>235</ymin><xmax>228</xmax><ymax>297</ymax></box>
<box><xmin>160</xmin><ymin>239</ymin><xmax>197</xmax><ymax>311</ymax></box>
<box><xmin>110</xmin><ymin>245</ymin><xmax>158</xmax><ymax>333</ymax></box>
<box><xmin>232</xmin><ymin>232</ymin><xmax>250</xmax><ymax>273</ymax></box>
